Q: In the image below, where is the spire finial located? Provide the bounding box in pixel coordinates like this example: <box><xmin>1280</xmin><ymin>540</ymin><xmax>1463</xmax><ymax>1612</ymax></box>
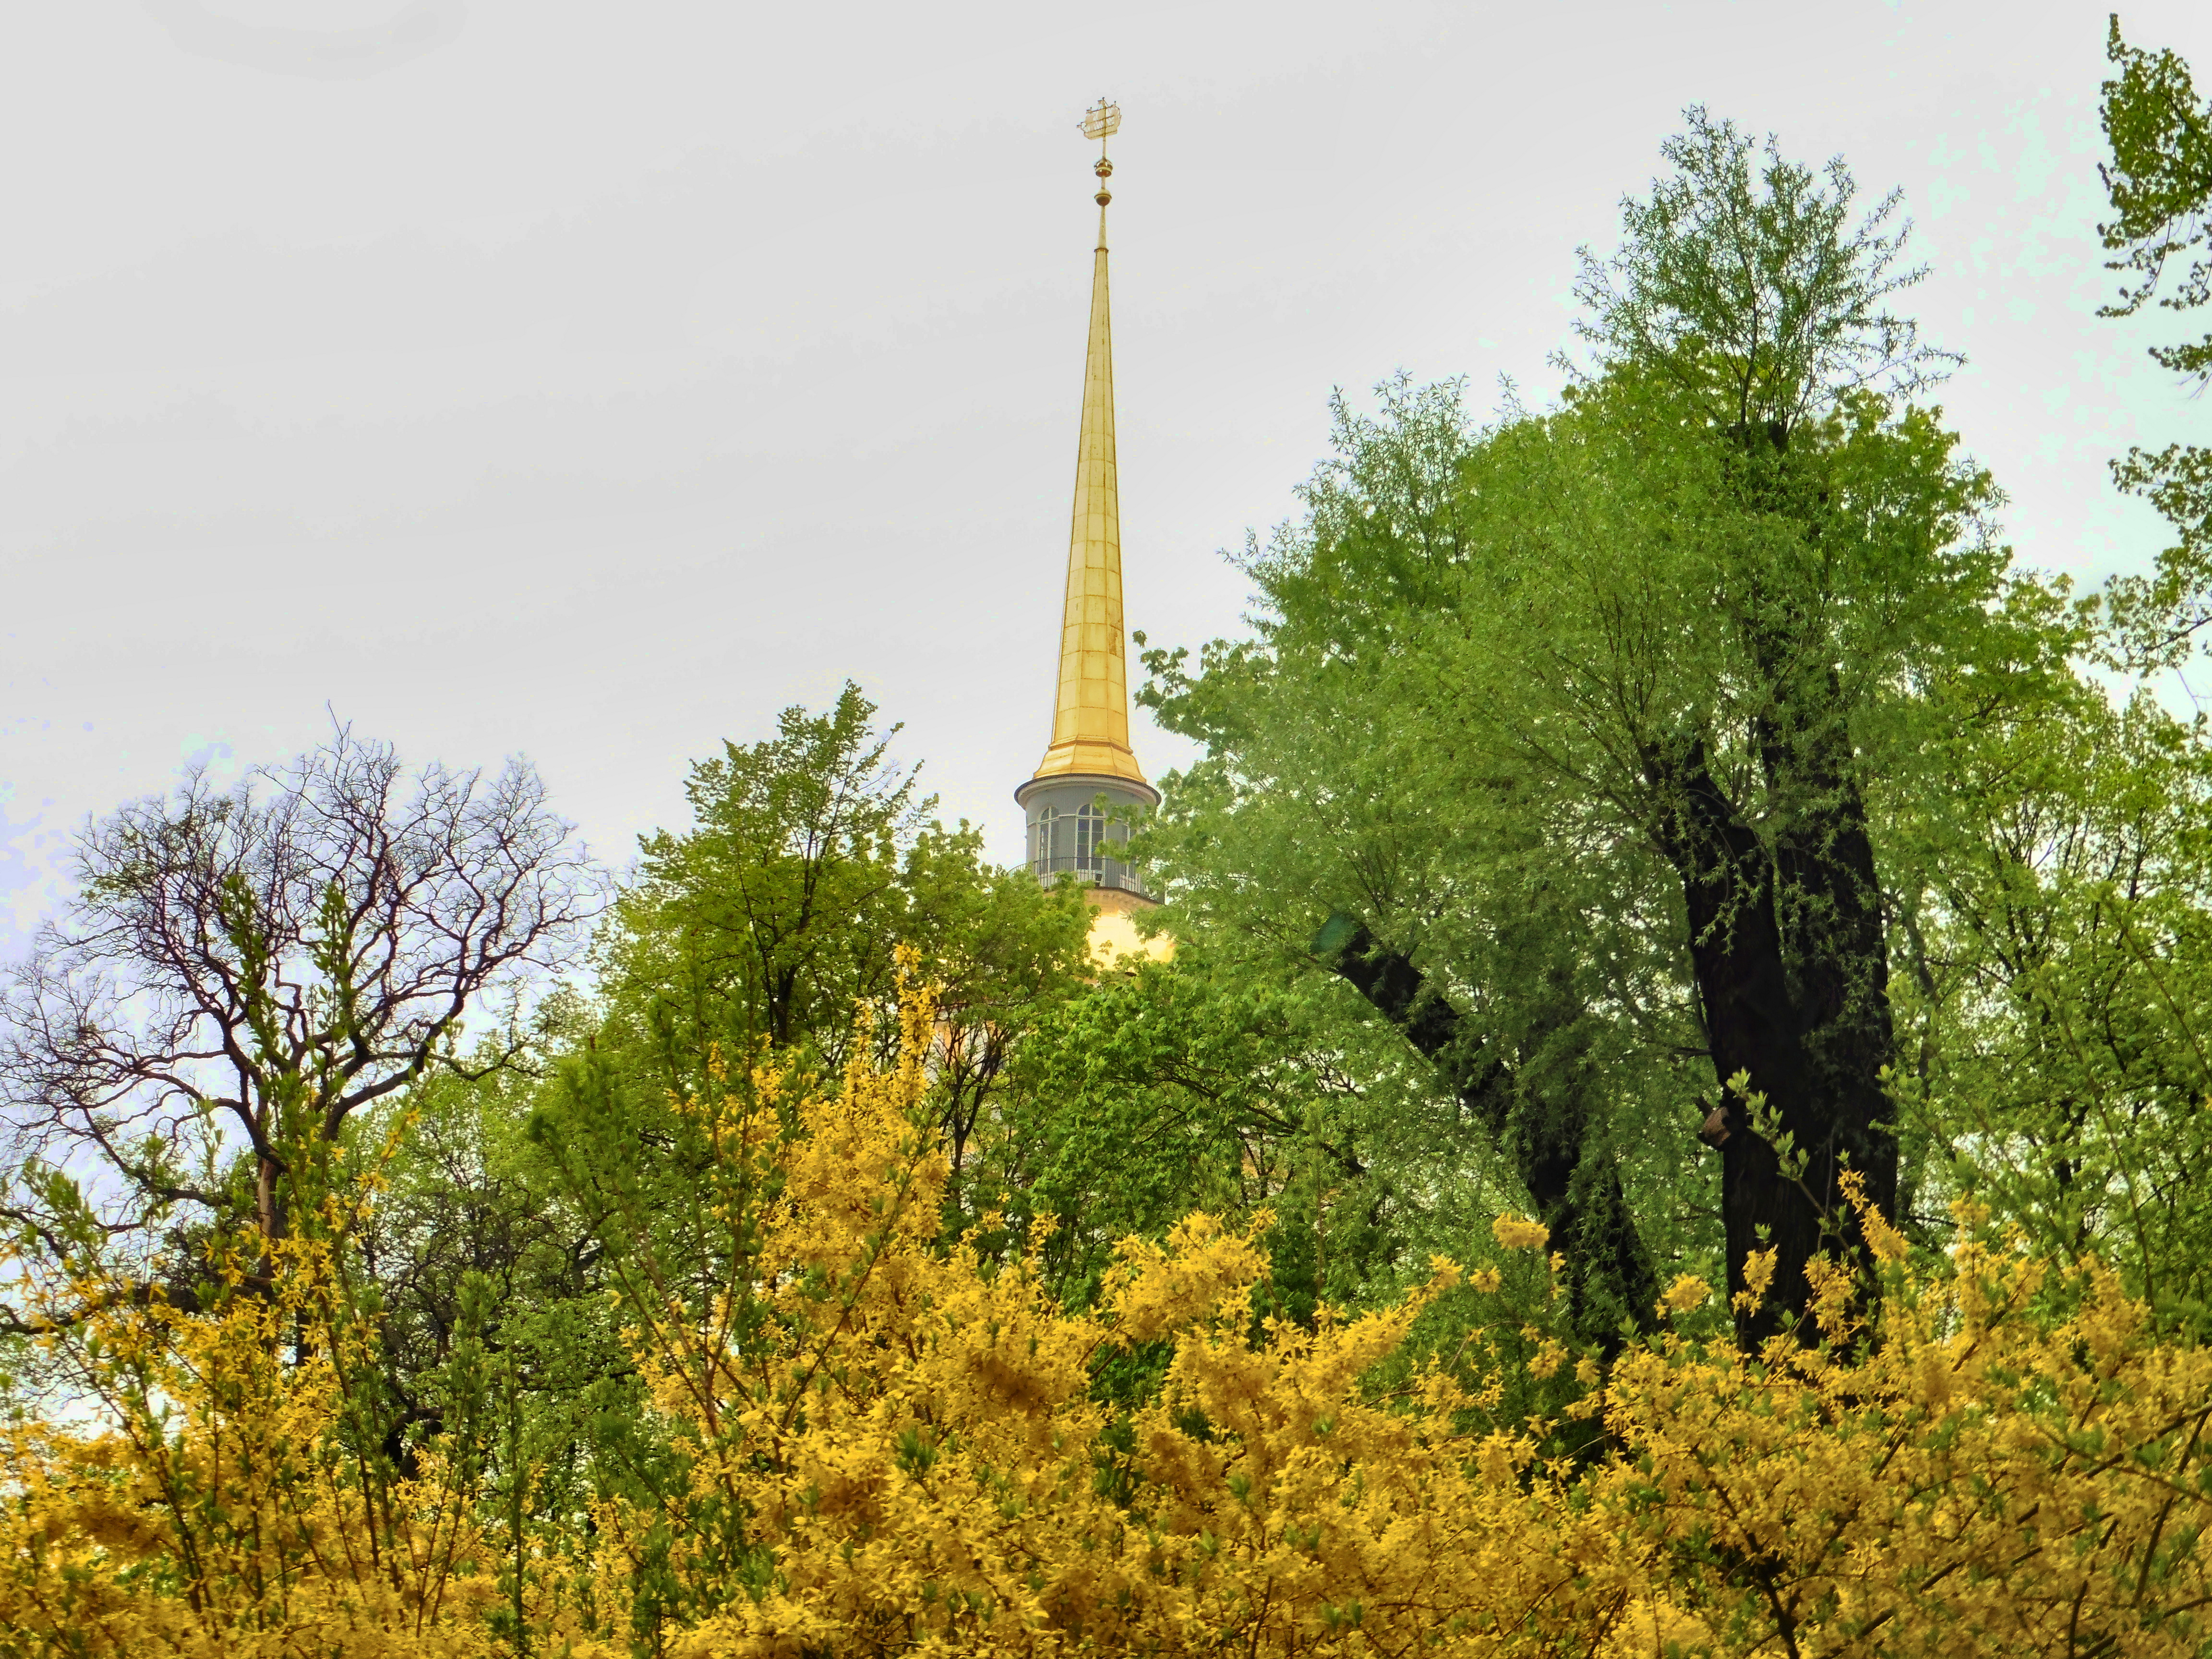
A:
<box><xmin>1081</xmin><ymin>96</ymin><xmax>1120</xmax><ymax>154</ymax></box>
<box><xmin>1082</xmin><ymin>96</ymin><xmax>1119</xmax><ymax>234</ymax></box>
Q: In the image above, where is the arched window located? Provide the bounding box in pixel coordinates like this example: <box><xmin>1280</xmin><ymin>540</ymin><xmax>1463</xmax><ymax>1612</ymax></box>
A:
<box><xmin>1073</xmin><ymin>804</ymin><xmax>1106</xmax><ymax>876</ymax></box>
<box><xmin>1032</xmin><ymin>807</ymin><xmax>1056</xmax><ymax>877</ymax></box>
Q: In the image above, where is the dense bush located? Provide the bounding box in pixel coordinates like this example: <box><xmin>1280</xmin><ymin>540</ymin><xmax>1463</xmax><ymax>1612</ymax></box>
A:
<box><xmin>7</xmin><ymin>971</ymin><xmax>2212</xmax><ymax>1657</ymax></box>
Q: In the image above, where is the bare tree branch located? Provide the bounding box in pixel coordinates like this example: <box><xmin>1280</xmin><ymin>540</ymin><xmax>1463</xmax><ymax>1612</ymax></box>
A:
<box><xmin>0</xmin><ymin>729</ymin><xmax>600</xmax><ymax>1281</ymax></box>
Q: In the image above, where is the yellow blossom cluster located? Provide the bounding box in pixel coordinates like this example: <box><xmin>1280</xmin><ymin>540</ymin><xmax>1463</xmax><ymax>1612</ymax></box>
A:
<box><xmin>8</xmin><ymin>981</ymin><xmax>2212</xmax><ymax>1655</ymax></box>
<box><xmin>1491</xmin><ymin>1213</ymin><xmax>1551</xmax><ymax>1252</ymax></box>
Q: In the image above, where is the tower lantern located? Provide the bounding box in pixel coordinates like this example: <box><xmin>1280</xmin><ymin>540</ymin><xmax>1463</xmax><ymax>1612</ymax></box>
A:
<box><xmin>1015</xmin><ymin>98</ymin><xmax>1160</xmax><ymax>932</ymax></box>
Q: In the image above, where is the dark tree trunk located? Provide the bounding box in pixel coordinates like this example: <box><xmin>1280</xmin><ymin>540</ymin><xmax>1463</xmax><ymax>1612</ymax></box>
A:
<box><xmin>1312</xmin><ymin>913</ymin><xmax>1661</xmax><ymax>1351</ymax></box>
<box><xmin>1645</xmin><ymin>727</ymin><xmax>1898</xmax><ymax>1347</ymax></box>
<box><xmin>1762</xmin><ymin>701</ymin><xmax>1899</xmax><ymax>1234</ymax></box>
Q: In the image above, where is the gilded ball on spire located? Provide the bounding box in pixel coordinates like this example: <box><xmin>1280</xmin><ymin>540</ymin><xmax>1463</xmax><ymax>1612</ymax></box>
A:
<box><xmin>1087</xmin><ymin>106</ymin><xmax>1118</xmax><ymax>209</ymax></box>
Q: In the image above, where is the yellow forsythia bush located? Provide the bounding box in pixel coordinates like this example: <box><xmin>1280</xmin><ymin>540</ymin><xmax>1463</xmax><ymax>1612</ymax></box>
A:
<box><xmin>8</xmin><ymin>977</ymin><xmax>2212</xmax><ymax>1655</ymax></box>
<box><xmin>0</xmin><ymin>1221</ymin><xmax>507</xmax><ymax>1657</ymax></box>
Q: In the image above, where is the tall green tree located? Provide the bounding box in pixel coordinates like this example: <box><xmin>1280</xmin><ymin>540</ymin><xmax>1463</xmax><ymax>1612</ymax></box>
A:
<box><xmin>515</xmin><ymin>688</ymin><xmax>1090</xmax><ymax>1639</ymax></box>
<box><xmin>1145</xmin><ymin>112</ymin><xmax>2022</xmax><ymax>1346</ymax></box>
<box><xmin>1139</xmin><ymin>380</ymin><xmax>1686</xmax><ymax>1355</ymax></box>
<box><xmin>1557</xmin><ymin>110</ymin><xmax>1996</xmax><ymax>1340</ymax></box>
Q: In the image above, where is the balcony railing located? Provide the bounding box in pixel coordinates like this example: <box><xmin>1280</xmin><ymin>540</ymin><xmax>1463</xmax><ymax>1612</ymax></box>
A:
<box><xmin>1032</xmin><ymin>854</ymin><xmax>1148</xmax><ymax>895</ymax></box>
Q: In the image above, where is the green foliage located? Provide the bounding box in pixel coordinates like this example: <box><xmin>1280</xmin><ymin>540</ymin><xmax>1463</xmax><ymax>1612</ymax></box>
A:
<box><xmin>613</xmin><ymin>681</ymin><xmax>930</xmax><ymax>1070</ymax></box>
<box><xmin>601</xmin><ymin>683</ymin><xmax>1090</xmax><ymax>1125</ymax></box>
<box><xmin>2100</xmin><ymin>14</ymin><xmax>2212</xmax><ymax>667</ymax></box>
<box><xmin>1140</xmin><ymin>108</ymin><xmax>2057</xmax><ymax>1346</ymax></box>
<box><xmin>1571</xmin><ymin>106</ymin><xmax>1959</xmax><ymax>434</ymax></box>
<box><xmin>1887</xmin><ymin>664</ymin><xmax>2212</xmax><ymax>1330</ymax></box>
<box><xmin>891</xmin><ymin>817</ymin><xmax>1095</xmax><ymax>1206</ymax></box>
<box><xmin>1010</xmin><ymin>948</ymin><xmax>1441</xmax><ymax>1316</ymax></box>
<box><xmin>2101</xmin><ymin>15</ymin><xmax>2212</xmax><ymax>369</ymax></box>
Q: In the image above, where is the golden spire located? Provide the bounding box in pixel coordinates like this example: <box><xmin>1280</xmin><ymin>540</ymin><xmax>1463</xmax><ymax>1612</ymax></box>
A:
<box><xmin>1029</xmin><ymin>97</ymin><xmax>1152</xmax><ymax>793</ymax></box>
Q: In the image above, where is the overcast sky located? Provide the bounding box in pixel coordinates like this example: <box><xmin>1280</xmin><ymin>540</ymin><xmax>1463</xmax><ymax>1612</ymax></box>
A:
<box><xmin>4</xmin><ymin>0</ymin><xmax>2208</xmax><ymax>960</ymax></box>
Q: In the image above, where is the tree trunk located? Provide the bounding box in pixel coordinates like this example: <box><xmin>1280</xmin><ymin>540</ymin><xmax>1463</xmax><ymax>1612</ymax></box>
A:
<box><xmin>1313</xmin><ymin>913</ymin><xmax>1660</xmax><ymax>1351</ymax></box>
<box><xmin>1646</xmin><ymin>728</ymin><xmax>1898</xmax><ymax>1346</ymax></box>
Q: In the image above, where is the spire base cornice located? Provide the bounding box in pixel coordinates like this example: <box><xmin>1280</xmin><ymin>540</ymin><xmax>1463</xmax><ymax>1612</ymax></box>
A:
<box><xmin>1015</xmin><ymin>765</ymin><xmax>1160</xmax><ymax>812</ymax></box>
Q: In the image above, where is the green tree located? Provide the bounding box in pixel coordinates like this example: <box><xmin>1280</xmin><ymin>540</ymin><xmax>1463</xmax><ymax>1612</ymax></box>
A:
<box><xmin>598</xmin><ymin>683</ymin><xmax>1091</xmax><ymax>1194</ymax></box>
<box><xmin>2100</xmin><ymin>14</ymin><xmax>2212</xmax><ymax>669</ymax></box>
<box><xmin>1137</xmin><ymin>381</ymin><xmax>1686</xmax><ymax>1355</ymax></box>
<box><xmin>896</xmin><ymin>821</ymin><xmax>1094</xmax><ymax>1202</ymax></box>
<box><xmin>347</xmin><ymin>996</ymin><xmax>623</xmax><ymax>1499</ymax></box>
<box><xmin>1145</xmin><ymin>112</ymin><xmax>2023</xmax><ymax>1347</ymax></box>
<box><xmin>1558</xmin><ymin>111</ymin><xmax>2002</xmax><ymax>1343</ymax></box>
<box><xmin>521</xmin><ymin>684</ymin><xmax>1091</xmax><ymax>1639</ymax></box>
<box><xmin>611</xmin><ymin>683</ymin><xmax>930</xmax><ymax>1073</ymax></box>
<box><xmin>1884</xmin><ymin>644</ymin><xmax>2212</xmax><ymax>1332</ymax></box>
<box><xmin>1009</xmin><ymin>946</ymin><xmax>1442</xmax><ymax>1321</ymax></box>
